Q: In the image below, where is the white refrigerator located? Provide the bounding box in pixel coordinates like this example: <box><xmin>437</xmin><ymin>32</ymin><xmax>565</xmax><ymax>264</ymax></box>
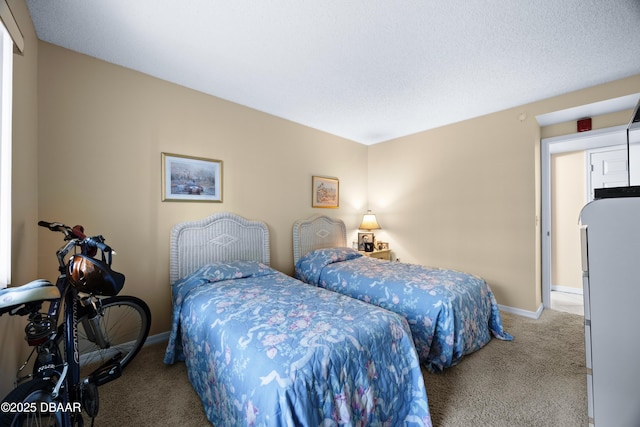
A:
<box><xmin>580</xmin><ymin>194</ymin><xmax>640</xmax><ymax>427</ymax></box>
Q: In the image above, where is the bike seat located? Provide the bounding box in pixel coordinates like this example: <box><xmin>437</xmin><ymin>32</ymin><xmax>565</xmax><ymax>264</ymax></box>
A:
<box><xmin>0</xmin><ymin>279</ymin><xmax>59</xmax><ymax>315</ymax></box>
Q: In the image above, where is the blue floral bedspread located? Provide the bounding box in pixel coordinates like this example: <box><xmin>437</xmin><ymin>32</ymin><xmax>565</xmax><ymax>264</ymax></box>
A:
<box><xmin>164</xmin><ymin>261</ymin><xmax>432</xmax><ymax>426</ymax></box>
<box><xmin>295</xmin><ymin>248</ymin><xmax>513</xmax><ymax>372</ymax></box>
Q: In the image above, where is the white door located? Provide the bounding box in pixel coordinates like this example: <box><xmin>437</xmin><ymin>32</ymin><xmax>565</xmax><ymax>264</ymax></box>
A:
<box><xmin>588</xmin><ymin>147</ymin><xmax>628</xmax><ymax>200</ymax></box>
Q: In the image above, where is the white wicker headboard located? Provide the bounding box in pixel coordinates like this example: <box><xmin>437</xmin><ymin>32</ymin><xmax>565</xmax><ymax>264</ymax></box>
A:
<box><xmin>292</xmin><ymin>215</ymin><xmax>347</xmax><ymax>264</ymax></box>
<box><xmin>170</xmin><ymin>212</ymin><xmax>270</xmax><ymax>284</ymax></box>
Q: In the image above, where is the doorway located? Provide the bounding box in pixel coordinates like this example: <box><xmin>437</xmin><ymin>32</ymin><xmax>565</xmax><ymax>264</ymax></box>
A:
<box><xmin>548</xmin><ymin>145</ymin><xmax>628</xmax><ymax>315</ymax></box>
<box><xmin>541</xmin><ymin>125</ymin><xmax>627</xmax><ymax>312</ymax></box>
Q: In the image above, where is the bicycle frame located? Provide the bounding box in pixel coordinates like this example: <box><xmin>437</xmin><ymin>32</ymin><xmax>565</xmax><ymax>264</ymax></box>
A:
<box><xmin>2</xmin><ymin>221</ymin><xmax>142</xmax><ymax>426</ymax></box>
<box><xmin>26</xmin><ymin>239</ymin><xmax>88</xmax><ymax>425</ymax></box>
<box><xmin>23</xmin><ymin>236</ymin><xmax>119</xmax><ymax>425</ymax></box>
<box><xmin>58</xmin><ymin>282</ymin><xmax>83</xmax><ymax>426</ymax></box>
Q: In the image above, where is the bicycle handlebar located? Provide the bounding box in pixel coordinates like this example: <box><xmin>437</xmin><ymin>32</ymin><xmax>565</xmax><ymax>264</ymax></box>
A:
<box><xmin>38</xmin><ymin>221</ymin><xmax>74</xmax><ymax>237</ymax></box>
<box><xmin>39</xmin><ymin>220</ymin><xmax>116</xmax><ymax>263</ymax></box>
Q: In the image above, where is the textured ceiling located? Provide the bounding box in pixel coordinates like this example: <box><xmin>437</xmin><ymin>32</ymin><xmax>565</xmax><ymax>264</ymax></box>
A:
<box><xmin>26</xmin><ymin>0</ymin><xmax>640</xmax><ymax>145</ymax></box>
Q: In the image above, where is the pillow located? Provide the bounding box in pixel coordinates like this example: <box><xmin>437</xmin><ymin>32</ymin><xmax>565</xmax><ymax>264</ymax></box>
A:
<box><xmin>295</xmin><ymin>247</ymin><xmax>362</xmax><ymax>284</ymax></box>
<box><xmin>308</xmin><ymin>247</ymin><xmax>362</xmax><ymax>263</ymax></box>
<box><xmin>190</xmin><ymin>260</ymin><xmax>274</xmax><ymax>284</ymax></box>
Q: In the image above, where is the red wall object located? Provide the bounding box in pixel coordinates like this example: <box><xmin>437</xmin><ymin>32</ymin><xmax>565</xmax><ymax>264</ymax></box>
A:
<box><xmin>577</xmin><ymin>117</ymin><xmax>592</xmax><ymax>132</ymax></box>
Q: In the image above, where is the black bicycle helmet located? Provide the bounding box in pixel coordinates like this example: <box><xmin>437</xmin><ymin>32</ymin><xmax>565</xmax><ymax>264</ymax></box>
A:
<box><xmin>68</xmin><ymin>254</ymin><xmax>125</xmax><ymax>296</ymax></box>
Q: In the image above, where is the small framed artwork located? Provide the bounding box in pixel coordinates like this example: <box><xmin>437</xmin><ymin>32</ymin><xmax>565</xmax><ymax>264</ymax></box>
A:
<box><xmin>312</xmin><ymin>176</ymin><xmax>339</xmax><ymax>208</ymax></box>
<box><xmin>162</xmin><ymin>152</ymin><xmax>222</xmax><ymax>202</ymax></box>
<box><xmin>358</xmin><ymin>232</ymin><xmax>374</xmax><ymax>251</ymax></box>
<box><xmin>377</xmin><ymin>242</ymin><xmax>389</xmax><ymax>251</ymax></box>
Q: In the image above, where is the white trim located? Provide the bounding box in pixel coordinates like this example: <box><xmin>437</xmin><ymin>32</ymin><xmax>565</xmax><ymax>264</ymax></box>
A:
<box><xmin>144</xmin><ymin>331</ymin><xmax>170</xmax><ymax>347</ymax></box>
<box><xmin>78</xmin><ymin>331</ymin><xmax>171</xmax><ymax>366</ymax></box>
<box><xmin>0</xmin><ymin>23</ymin><xmax>11</xmax><ymax>288</ymax></box>
<box><xmin>551</xmin><ymin>285</ymin><xmax>583</xmax><ymax>295</ymax></box>
<box><xmin>540</xmin><ymin>125</ymin><xmax>626</xmax><ymax>309</ymax></box>
<box><xmin>499</xmin><ymin>303</ymin><xmax>544</xmax><ymax>320</ymax></box>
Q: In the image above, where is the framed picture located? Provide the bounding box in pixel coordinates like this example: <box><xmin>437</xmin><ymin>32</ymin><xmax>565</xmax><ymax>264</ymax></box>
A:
<box><xmin>312</xmin><ymin>176</ymin><xmax>339</xmax><ymax>208</ymax></box>
<box><xmin>162</xmin><ymin>152</ymin><xmax>222</xmax><ymax>202</ymax></box>
<box><xmin>377</xmin><ymin>241</ymin><xmax>389</xmax><ymax>250</ymax></box>
<box><xmin>358</xmin><ymin>232</ymin><xmax>374</xmax><ymax>251</ymax></box>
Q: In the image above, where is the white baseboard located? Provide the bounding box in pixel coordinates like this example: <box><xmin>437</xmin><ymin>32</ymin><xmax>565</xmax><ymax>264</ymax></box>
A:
<box><xmin>144</xmin><ymin>331</ymin><xmax>170</xmax><ymax>347</ymax></box>
<box><xmin>551</xmin><ymin>285</ymin><xmax>583</xmax><ymax>295</ymax></box>
<box><xmin>499</xmin><ymin>303</ymin><xmax>544</xmax><ymax>319</ymax></box>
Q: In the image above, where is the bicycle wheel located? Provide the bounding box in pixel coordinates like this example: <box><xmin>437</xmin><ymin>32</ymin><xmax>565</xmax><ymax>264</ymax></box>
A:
<box><xmin>76</xmin><ymin>296</ymin><xmax>150</xmax><ymax>377</ymax></box>
<box><xmin>0</xmin><ymin>379</ymin><xmax>64</xmax><ymax>427</ymax></box>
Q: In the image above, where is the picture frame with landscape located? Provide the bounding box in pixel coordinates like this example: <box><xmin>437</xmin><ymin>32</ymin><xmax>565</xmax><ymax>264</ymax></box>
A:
<box><xmin>312</xmin><ymin>176</ymin><xmax>339</xmax><ymax>208</ymax></box>
<box><xmin>162</xmin><ymin>152</ymin><xmax>222</xmax><ymax>202</ymax></box>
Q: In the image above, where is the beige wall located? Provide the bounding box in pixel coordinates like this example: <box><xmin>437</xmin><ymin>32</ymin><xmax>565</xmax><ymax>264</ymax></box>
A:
<box><xmin>368</xmin><ymin>108</ymin><xmax>541</xmax><ymax>311</ymax></box>
<box><xmin>368</xmin><ymin>74</ymin><xmax>640</xmax><ymax>313</ymax></box>
<box><xmin>551</xmin><ymin>150</ymin><xmax>585</xmax><ymax>290</ymax></box>
<box><xmin>35</xmin><ymin>42</ymin><xmax>369</xmax><ymax>338</ymax></box>
<box><xmin>33</xmin><ymin>41</ymin><xmax>640</xmax><ymax>329</ymax></box>
<box><xmin>0</xmin><ymin>0</ymin><xmax>39</xmax><ymax>398</ymax></box>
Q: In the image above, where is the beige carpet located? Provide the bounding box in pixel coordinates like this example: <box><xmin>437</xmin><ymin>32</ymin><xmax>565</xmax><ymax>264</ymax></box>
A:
<box><xmin>94</xmin><ymin>309</ymin><xmax>587</xmax><ymax>426</ymax></box>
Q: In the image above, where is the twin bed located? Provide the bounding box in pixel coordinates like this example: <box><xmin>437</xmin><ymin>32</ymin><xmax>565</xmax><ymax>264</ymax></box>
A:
<box><xmin>163</xmin><ymin>212</ymin><xmax>511</xmax><ymax>425</ymax></box>
<box><xmin>293</xmin><ymin>215</ymin><xmax>512</xmax><ymax>373</ymax></box>
<box><xmin>163</xmin><ymin>213</ymin><xmax>432</xmax><ymax>426</ymax></box>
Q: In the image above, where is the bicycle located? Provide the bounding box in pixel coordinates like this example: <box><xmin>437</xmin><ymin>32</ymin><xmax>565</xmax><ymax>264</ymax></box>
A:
<box><xmin>0</xmin><ymin>221</ymin><xmax>151</xmax><ymax>426</ymax></box>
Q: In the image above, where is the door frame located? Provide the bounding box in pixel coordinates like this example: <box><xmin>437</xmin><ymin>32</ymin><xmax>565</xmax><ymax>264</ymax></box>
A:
<box><xmin>541</xmin><ymin>125</ymin><xmax>626</xmax><ymax>309</ymax></box>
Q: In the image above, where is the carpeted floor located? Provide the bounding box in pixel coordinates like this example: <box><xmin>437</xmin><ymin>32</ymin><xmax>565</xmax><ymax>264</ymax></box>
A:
<box><xmin>94</xmin><ymin>309</ymin><xmax>587</xmax><ymax>426</ymax></box>
<box><xmin>422</xmin><ymin>310</ymin><xmax>587</xmax><ymax>427</ymax></box>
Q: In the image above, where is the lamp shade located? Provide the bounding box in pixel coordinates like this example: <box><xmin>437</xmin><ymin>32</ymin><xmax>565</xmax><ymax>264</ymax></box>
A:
<box><xmin>359</xmin><ymin>211</ymin><xmax>381</xmax><ymax>231</ymax></box>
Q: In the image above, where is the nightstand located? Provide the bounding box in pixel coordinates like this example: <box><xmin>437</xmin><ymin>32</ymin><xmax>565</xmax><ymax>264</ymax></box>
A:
<box><xmin>359</xmin><ymin>249</ymin><xmax>391</xmax><ymax>261</ymax></box>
